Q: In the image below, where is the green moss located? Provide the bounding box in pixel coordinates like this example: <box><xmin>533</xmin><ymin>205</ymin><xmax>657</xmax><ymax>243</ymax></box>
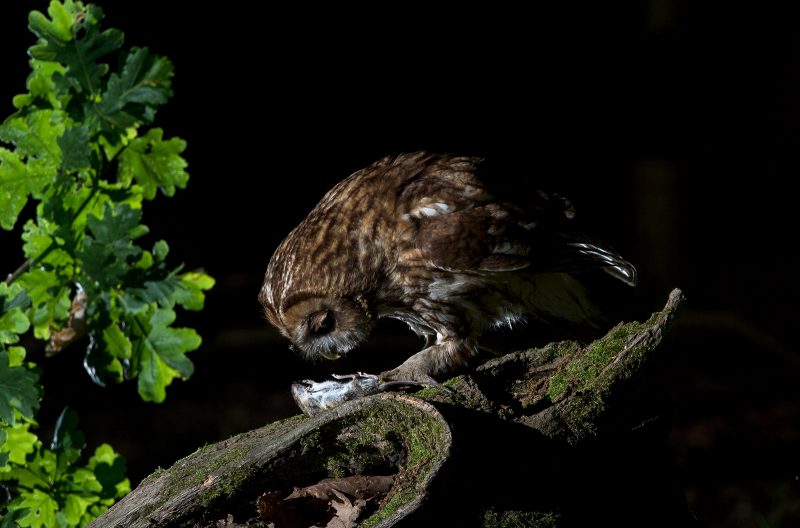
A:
<box><xmin>538</xmin><ymin>341</ymin><xmax>578</xmax><ymax>363</ymax></box>
<box><xmin>550</xmin><ymin>306</ymin><xmax>675</xmax><ymax>440</ymax></box>
<box><xmin>357</xmin><ymin>399</ymin><xmax>449</xmax><ymax>528</ymax></box>
<box><xmin>360</xmin><ymin>487</ymin><xmax>416</xmax><ymax>528</ymax></box>
<box><xmin>324</xmin><ymin>436</ymin><xmax>388</xmax><ymax>478</ymax></box>
<box><xmin>442</xmin><ymin>375</ymin><xmax>465</xmax><ymax>388</ymax></box>
<box><xmin>128</xmin><ymin>399</ymin><xmax>448</xmax><ymax>526</ymax></box>
<box><xmin>482</xmin><ymin>508</ymin><xmax>560</xmax><ymax>528</ymax></box>
<box><xmin>205</xmin><ymin>467</ymin><xmax>258</xmax><ymax>508</ymax></box>
<box><xmin>131</xmin><ymin>414</ymin><xmax>314</xmax><ymax>522</ymax></box>
<box><xmin>544</xmin><ymin>320</ymin><xmax>644</xmax><ymax>405</ymax></box>
<box><xmin>433</xmin><ymin>375</ymin><xmax>491</xmax><ymax>411</ymax></box>
<box><xmin>563</xmin><ymin>391</ymin><xmax>605</xmax><ymax>437</ymax></box>
<box><xmin>404</xmin><ymin>413</ymin><xmax>446</xmax><ymax>466</ymax></box>
<box><xmin>414</xmin><ymin>386</ymin><xmax>448</xmax><ymax>399</ymax></box>
<box><xmin>585</xmin><ymin>340</ymin><xmax>620</xmax><ymax>367</ymax></box>
<box><xmin>547</xmin><ymin>371</ymin><xmax>569</xmax><ymax>402</ymax></box>
<box><xmin>300</xmin><ymin>429</ymin><xmax>322</xmax><ymax>450</ymax></box>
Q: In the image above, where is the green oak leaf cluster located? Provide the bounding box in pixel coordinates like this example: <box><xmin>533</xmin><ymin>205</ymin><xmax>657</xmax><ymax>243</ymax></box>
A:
<box><xmin>1</xmin><ymin>1</ymin><xmax>213</xmax><ymax>525</ymax></box>
<box><xmin>0</xmin><ymin>408</ymin><xmax>130</xmax><ymax>528</ymax></box>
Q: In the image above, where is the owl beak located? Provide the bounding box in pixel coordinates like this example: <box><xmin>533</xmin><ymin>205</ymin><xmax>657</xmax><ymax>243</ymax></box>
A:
<box><xmin>319</xmin><ymin>350</ymin><xmax>341</xmax><ymax>361</ymax></box>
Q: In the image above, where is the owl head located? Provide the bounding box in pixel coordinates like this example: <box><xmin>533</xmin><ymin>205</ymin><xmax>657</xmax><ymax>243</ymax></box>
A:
<box><xmin>260</xmin><ymin>293</ymin><xmax>375</xmax><ymax>361</ymax></box>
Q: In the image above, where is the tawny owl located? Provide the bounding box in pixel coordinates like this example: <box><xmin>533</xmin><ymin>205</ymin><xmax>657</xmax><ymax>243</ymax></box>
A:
<box><xmin>259</xmin><ymin>152</ymin><xmax>636</xmax><ymax>384</ymax></box>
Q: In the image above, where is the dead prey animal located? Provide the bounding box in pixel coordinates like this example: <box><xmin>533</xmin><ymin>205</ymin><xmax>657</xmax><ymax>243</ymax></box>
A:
<box><xmin>291</xmin><ymin>373</ymin><xmax>434</xmax><ymax>416</ymax></box>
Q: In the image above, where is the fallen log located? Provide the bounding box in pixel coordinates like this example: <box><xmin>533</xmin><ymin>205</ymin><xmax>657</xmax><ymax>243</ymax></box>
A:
<box><xmin>91</xmin><ymin>289</ymin><xmax>693</xmax><ymax>527</ymax></box>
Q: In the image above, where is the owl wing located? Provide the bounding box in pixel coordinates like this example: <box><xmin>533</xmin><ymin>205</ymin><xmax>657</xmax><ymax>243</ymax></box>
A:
<box><xmin>395</xmin><ymin>153</ymin><xmax>636</xmax><ymax>285</ymax></box>
<box><xmin>414</xmin><ymin>203</ymin><xmax>536</xmax><ymax>272</ymax></box>
<box><xmin>415</xmin><ymin>203</ymin><xmax>636</xmax><ymax>285</ymax></box>
<box><xmin>396</xmin><ymin>153</ymin><xmax>533</xmax><ymax>272</ymax></box>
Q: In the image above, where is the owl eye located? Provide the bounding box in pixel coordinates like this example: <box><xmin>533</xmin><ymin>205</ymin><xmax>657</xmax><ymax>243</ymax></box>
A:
<box><xmin>308</xmin><ymin>310</ymin><xmax>336</xmax><ymax>335</ymax></box>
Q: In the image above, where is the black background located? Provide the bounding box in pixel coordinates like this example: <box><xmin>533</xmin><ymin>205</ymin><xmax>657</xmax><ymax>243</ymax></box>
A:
<box><xmin>1</xmin><ymin>2</ymin><xmax>799</xmax><ymax>525</ymax></box>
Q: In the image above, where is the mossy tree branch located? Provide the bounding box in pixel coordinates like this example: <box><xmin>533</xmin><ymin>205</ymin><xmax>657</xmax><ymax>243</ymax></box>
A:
<box><xmin>91</xmin><ymin>289</ymin><xmax>693</xmax><ymax>528</ymax></box>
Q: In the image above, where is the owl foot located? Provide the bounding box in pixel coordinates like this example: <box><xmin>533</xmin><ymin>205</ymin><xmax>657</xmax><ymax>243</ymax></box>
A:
<box><xmin>380</xmin><ymin>357</ymin><xmax>453</xmax><ymax>394</ymax></box>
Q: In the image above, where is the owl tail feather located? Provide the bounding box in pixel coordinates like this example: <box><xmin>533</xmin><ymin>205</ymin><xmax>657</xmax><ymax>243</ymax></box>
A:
<box><xmin>565</xmin><ymin>242</ymin><xmax>638</xmax><ymax>287</ymax></box>
<box><xmin>539</xmin><ymin>235</ymin><xmax>638</xmax><ymax>288</ymax></box>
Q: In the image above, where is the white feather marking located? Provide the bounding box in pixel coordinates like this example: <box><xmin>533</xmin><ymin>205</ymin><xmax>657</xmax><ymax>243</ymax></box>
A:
<box><xmin>262</xmin><ymin>283</ymin><xmax>273</xmax><ymax>305</ymax></box>
<box><xmin>492</xmin><ymin>312</ymin><xmax>526</xmax><ymax>330</ymax></box>
<box><xmin>411</xmin><ymin>202</ymin><xmax>452</xmax><ymax>218</ymax></box>
<box><xmin>419</xmin><ymin>207</ymin><xmax>438</xmax><ymax>217</ymax></box>
<box><xmin>280</xmin><ymin>254</ymin><xmax>295</xmax><ymax>303</ymax></box>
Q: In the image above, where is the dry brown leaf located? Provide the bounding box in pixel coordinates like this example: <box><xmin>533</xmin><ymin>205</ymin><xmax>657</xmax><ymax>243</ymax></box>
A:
<box><xmin>286</xmin><ymin>475</ymin><xmax>394</xmax><ymax>501</ymax></box>
<box><xmin>213</xmin><ymin>514</ymin><xmax>248</xmax><ymax>527</ymax></box>
<box><xmin>46</xmin><ymin>289</ymin><xmax>87</xmax><ymax>356</ymax></box>
<box><xmin>324</xmin><ymin>490</ymin><xmax>366</xmax><ymax>528</ymax></box>
<box><xmin>257</xmin><ymin>475</ymin><xmax>394</xmax><ymax>528</ymax></box>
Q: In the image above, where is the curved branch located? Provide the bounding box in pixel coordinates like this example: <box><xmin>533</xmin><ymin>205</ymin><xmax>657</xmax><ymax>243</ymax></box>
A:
<box><xmin>90</xmin><ymin>289</ymin><xmax>691</xmax><ymax>528</ymax></box>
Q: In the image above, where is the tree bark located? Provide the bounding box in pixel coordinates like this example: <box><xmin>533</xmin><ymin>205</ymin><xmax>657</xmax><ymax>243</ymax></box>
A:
<box><xmin>90</xmin><ymin>289</ymin><xmax>694</xmax><ymax>528</ymax></box>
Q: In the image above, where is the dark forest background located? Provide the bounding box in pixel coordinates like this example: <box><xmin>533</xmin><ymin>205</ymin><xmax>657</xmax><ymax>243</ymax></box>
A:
<box><xmin>2</xmin><ymin>1</ymin><xmax>799</xmax><ymax>526</ymax></box>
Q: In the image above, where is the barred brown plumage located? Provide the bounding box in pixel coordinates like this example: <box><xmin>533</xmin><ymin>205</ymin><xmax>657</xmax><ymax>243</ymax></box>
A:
<box><xmin>259</xmin><ymin>152</ymin><xmax>636</xmax><ymax>384</ymax></box>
